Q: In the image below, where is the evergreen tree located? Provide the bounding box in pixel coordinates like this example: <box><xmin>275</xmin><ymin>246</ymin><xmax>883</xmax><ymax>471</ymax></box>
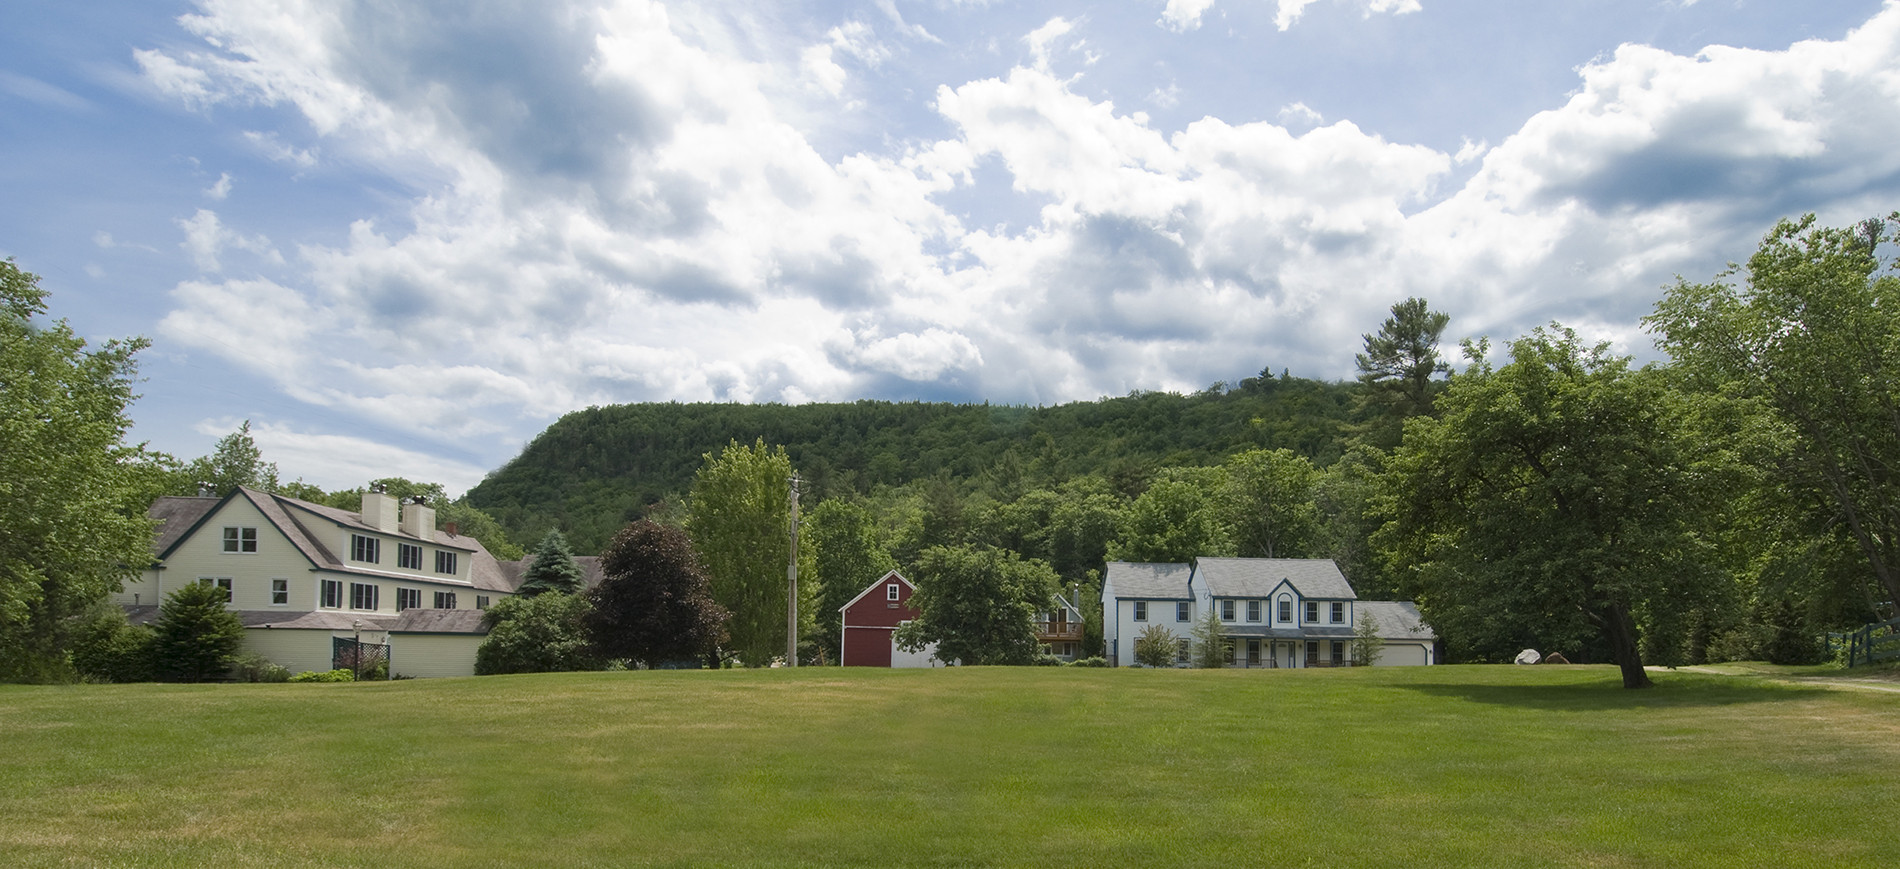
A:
<box><xmin>1351</xmin><ymin>611</ymin><xmax>1385</xmax><ymax>666</ymax></box>
<box><xmin>518</xmin><ymin>530</ymin><xmax>584</xmax><ymax>596</ymax></box>
<box><xmin>1356</xmin><ymin>297</ymin><xmax>1452</xmax><ymax>447</ymax></box>
<box><xmin>1191</xmin><ymin>607</ymin><xmax>1230</xmax><ymax>668</ymax></box>
<box><xmin>151</xmin><ymin>581</ymin><xmax>244</xmax><ymax>682</ymax></box>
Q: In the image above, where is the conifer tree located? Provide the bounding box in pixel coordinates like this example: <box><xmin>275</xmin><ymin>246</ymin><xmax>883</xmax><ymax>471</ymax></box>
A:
<box><xmin>518</xmin><ymin>530</ymin><xmax>584</xmax><ymax>596</ymax></box>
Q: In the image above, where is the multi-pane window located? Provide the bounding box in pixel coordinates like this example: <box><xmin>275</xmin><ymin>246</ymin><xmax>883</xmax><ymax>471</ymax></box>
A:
<box><xmin>886</xmin><ymin>583</ymin><xmax>900</xmax><ymax>601</ymax></box>
<box><xmin>321</xmin><ymin>579</ymin><xmax>342</xmax><ymax>608</ymax></box>
<box><xmin>1305</xmin><ymin>601</ymin><xmax>1320</xmax><ymax>623</ymax></box>
<box><xmin>271</xmin><ymin>578</ymin><xmax>288</xmax><ymax>605</ymax></box>
<box><xmin>1247</xmin><ymin>600</ymin><xmax>1262</xmax><ymax>622</ymax></box>
<box><xmin>397</xmin><ymin>588</ymin><xmax>421</xmax><ymax>611</ymax></box>
<box><xmin>476</xmin><ymin>595</ymin><xmax>490</xmax><ymax>610</ymax></box>
<box><xmin>351</xmin><ymin>535</ymin><xmax>380</xmax><ymax>564</ymax></box>
<box><xmin>199</xmin><ymin>577</ymin><xmax>232</xmax><ymax>603</ymax></box>
<box><xmin>1175</xmin><ymin>639</ymin><xmax>1190</xmax><ymax>664</ymax></box>
<box><xmin>350</xmin><ymin>582</ymin><xmax>379</xmax><ymax>611</ymax></box>
<box><xmin>1278</xmin><ymin>598</ymin><xmax>1293</xmax><ymax>623</ymax></box>
<box><xmin>1175</xmin><ymin>602</ymin><xmax>1190</xmax><ymax>622</ymax></box>
<box><xmin>222</xmin><ymin>526</ymin><xmax>257</xmax><ymax>553</ymax></box>
<box><xmin>398</xmin><ymin>543</ymin><xmax>423</xmax><ymax>570</ymax></box>
<box><xmin>1331</xmin><ymin>602</ymin><xmax>1345</xmax><ymax>624</ymax></box>
<box><xmin>1247</xmin><ymin>640</ymin><xmax>1261</xmax><ymax>665</ymax></box>
<box><xmin>434</xmin><ymin>591</ymin><xmax>457</xmax><ymax>609</ymax></box>
<box><xmin>1133</xmin><ymin>601</ymin><xmax>1148</xmax><ymax>621</ymax></box>
<box><xmin>435</xmin><ymin>550</ymin><xmax>457</xmax><ymax>575</ymax></box>
<box><xmin>1220</xmin><ymin>599</ymin><xmax>1235</xmax><ymax>621</ymax></box>
<box><xmin>1331</xmin><ymin>641</ymin><xmax>1346</xmax><ymax>666</ymax></box>
<box><xmin>1307</xmin><ymin>640</ymin><xmax>1320</xmax><ymax>665</ymax></box>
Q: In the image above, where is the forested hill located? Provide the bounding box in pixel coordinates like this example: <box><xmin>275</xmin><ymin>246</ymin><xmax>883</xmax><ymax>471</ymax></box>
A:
<box><xmin>467</xmin><ymin>370</ymin><xmax>1365</xmax><ymax>553</ymax></box>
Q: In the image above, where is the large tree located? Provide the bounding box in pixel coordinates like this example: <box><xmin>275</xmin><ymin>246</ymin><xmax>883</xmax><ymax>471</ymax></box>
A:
<box><xmin>1378</xmin><ymin>327</ymin><xmax>1735</xmax><ymax>688</ymax></box>
<box><xmin>151</xmin><ymin>581</ymin><xmax>245</xmax><ymax>682</ymax></box>
<box><xmin>1106</xmin><ymin>467</ymin><xmax>1230</xmax><ymax>563</ymax></box>
<box><xmin>1220</xmin><ymin>448</ymin><xmax>1317</xmax><ymax>559</ymax></box>
<box><xmin>1356</xmin><ymin>297</ymin><xmax>1452</xmax><ymax>446</ymax></box>
<box><xmin>475</xmin><ymin>592</ymin><xmax>598</xmax><ymax>675</ymax></box>
<box><xmin>177</xmin><ymin>420</ymin><xmax>279</xmax><ymax>495</ymax></box>
<box><xmin>894</xmin><ymin>545</ymin><xmax>1057</xmax><ymax>666</ymax></box>
<box><xmin>518</xmin><ymin>530</ymin><xmax>585</xmax><ymax>597</ymax></box>
<box><xmin>807</xmin><ymin>498</ymin><xmax>896</xmax><ymax>664</ymax></box>
<box><xmin>0</xmin><ymin>259</ymin><xmax>159</xmax><ymax>682</ymax></box>
<box><xmin>585</xmin><ymin>520</ymin><xmax>728</xmax><ymax>668</ymax></box>
<box><xmin>1648</xmin><ymin>213</ymin><xmax>1900</xmax><ymax>616</ymax></box>
<box><xmin>688</xmin><ymin>439</ymin><xmax>815</xmax><ymax>666</ymax></box>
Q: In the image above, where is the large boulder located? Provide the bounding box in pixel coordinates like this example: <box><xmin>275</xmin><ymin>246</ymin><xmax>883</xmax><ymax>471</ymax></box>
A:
<box><xmin>1514</xmin><ymin>648</ymin><xmax>1542</xmax><ymax>665</ymax></box>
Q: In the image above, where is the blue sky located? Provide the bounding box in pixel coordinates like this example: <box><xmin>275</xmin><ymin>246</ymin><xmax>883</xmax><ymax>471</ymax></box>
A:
<box><xmin>5</xmin><ymin>0</ymin><xmax>1897</xmax><ymax>495</ymax></box>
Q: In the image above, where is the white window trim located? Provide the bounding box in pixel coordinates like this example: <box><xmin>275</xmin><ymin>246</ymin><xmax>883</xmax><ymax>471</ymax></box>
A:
<box><xmin>1133</xmin><ymin>601</ymin><xmax>1148</xmax><ymax>622</ymax></box>
<box><xmin>1220</xmin><ymin>599</ymin><xmax>1235</xmax><ymax>622</ymax></box>
<box><xmin>1175</xmin><ymin>601</ymin><xmax>1190</xmax><ymax>622</ymax></box>
<box><xmin>270</xmin><ymin>578</ymin><xmax>289</xmax><ymax>606</ymax></box>
<box><xmin>886</xmin><ymin>583</ymin><xmax>900</xmax><ymax>602</ymax></box>
<box><xmin>221</xmin><ymin>526</ymin><xmax>258</xmax><ymax>554</ymax></box>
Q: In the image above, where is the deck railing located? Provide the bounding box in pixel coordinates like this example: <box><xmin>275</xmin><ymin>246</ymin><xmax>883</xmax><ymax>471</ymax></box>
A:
<box><xmin>1034</xmin><ymin>622</ymin><xmax>1083</xmax><ymax>640</ymax></box>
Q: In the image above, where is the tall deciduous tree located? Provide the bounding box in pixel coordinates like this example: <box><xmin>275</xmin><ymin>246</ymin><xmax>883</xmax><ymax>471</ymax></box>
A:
<box><xmin>807</xmin><ymin>498</ymin><xmax>896</xmax><ymax>664</ymax></box>
<box><xmin>585</xmin><ymin>520</ymin><xmax>728</xmax><ymax>668</ymax></box>
<box><xmin>1378</xmin><ymin>327</ymin><xmax>1735</xmax><ymax>688</ymax></box>
<box><xmin>1648</xmin><ymin>213</ymin><xmax>1900</xmax><ymax>616</ymax></box>
<box><xmin>688</xmin><ymin>439</ymin><xmax>815</xmax><ymax>666</ymax></box>
<box><xmin>1357</xmin><ymin>297</ymin><xmax>1452</xmax><ymax>447</ymax></box>
<box><xmin>1107</xmin><ymin>467</ymin><xmax>1230</xmax><ymax>563</ymax></box>
<box><xmin>151</xmin><ymin>581</ymin><xmax>244</xmax><ymax>682</ymax></box>
<box><xmin>0</xmin><ymin>259</ymin><xmax>158</xmax><ymax>683</ymax></box>
<box><xmin>894</xmin><ymin>545</ymin><xmax>1056</xmax><ymax>666</ymax></box>
<box><xmin>518</xmin><ymin>530</ymin><xmax>585</xmax><ymax>596</ymax></box>
<box><xmin>1220</xmin><ymin>448</ymin><xmax>1317</xmax><ymax>559</ymax></box>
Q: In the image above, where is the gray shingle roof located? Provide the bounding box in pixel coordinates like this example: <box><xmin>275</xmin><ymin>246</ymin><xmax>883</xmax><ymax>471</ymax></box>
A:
<box><xmin>1195</xmin><ymin>558</ymin><xmax>1356</xmax><ymax>600</ymax></box>
<box><xmin>496</xmin><ymin>555</ymin><xmax>604</xmax><ymax>594</ymax></box>
<box><xmin>148</xmin><ymin>496</ymin><xmax>220</xmax><ymax>556</ymax></box>
<box><xmin>1104</xmin><ymin>562</ymin><xmax>1193</xmax><ymax>600</ymax></box>
<box><xmin>1359</xmin><ymin>601</ymin><xmax>1435</xmax><ymax>642</ymax></box>
<box><xmin>388</xmin><ymin>608</ymin><xmax>489</xmax><ymax>634</ymax></box>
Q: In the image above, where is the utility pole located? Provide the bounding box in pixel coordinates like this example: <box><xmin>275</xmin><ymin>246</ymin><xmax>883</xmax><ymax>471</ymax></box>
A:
<box><xmin>786</xmin><ymin>472</ymin><xmax>802</xmax><ymax>668</ymax></box>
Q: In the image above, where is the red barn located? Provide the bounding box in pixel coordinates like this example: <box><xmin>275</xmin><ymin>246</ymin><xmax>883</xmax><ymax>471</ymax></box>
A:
<box><xmin>839</xmin><ymin>570</ymin><xmax>936</xmax><ymax>667</ymax></box>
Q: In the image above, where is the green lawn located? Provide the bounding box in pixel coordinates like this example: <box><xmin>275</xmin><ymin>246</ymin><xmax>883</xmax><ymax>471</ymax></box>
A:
<box><xmin>2</xmin><ymin>666</ymin><xmax>1894</xmax><ymax>867</ymax></box>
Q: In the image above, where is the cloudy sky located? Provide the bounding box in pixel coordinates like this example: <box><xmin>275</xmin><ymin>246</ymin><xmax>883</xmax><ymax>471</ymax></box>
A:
<box><xmin>6</xmin><ymin>1</ymin><xmax>1898</xmax><ymax>495</ymax></box>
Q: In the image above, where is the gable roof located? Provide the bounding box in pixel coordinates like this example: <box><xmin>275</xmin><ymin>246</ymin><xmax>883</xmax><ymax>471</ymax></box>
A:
<box><xmin>1195</xmin><ymin>558</ymin><xmax>1356</xmax><ymax>600</ymax></box>
<box><xmin>1359</xmin><ymin>601</ymin><xmax>1435</xmax><ymax>642</ymax></box>
<box><xmin>1104</xmin><ymin>562</ymin><xmax>1193</xmax><ymax>600</ymax></box>
<box><xmin>839</xmin><ymin>570</ymin><xmax>915</xmax><ymax>612</ymax></box>
<box><xmin>148</xmin><ymin>496</ymin><xmax>221</xmax><ymax>555</ymax></box>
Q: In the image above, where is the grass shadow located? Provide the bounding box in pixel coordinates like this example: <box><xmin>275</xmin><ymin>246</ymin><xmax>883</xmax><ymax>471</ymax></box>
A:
<box><xmin>1397</xmin><ymin>673</ymin><xmax>1825</xmax><ymax>711</ymax></box>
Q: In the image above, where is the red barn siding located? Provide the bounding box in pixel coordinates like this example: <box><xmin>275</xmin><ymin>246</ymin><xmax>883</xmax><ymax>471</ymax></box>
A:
<box><xmin>840</xmin><ymin>571</ymin><xmax>917</xmax><ymax>667</ymax></box>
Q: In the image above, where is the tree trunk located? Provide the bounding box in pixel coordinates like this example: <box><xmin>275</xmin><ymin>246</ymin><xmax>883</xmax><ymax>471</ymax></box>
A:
<box><xmin>1601</xmin><ymin>600</ymin><xmax>1652</xmax><ymax>689</ymax></box>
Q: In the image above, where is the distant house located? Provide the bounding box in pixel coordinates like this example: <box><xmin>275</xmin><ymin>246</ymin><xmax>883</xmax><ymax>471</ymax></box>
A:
<box><xmin>1034</xmin><ymin>588</ymin><xmax>1086</xmax><ymax>660</ymax></box>
<box><xmin>838</xmin><ymin>570</ymin><xmax>944</xmax><ymax>667</ymax></box>
<box><xmin>118</xmin><ymin>487</ymin><xmax>519</xmax><ymax>677</ymax></box>
<box><xmin>1103</xmin><ymin>557</ymin><xmax>1434</xmax><ymax>667</ymax></box>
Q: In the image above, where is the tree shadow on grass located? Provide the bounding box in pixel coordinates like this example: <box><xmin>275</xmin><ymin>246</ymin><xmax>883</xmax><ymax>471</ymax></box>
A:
<box><xmin>1396</xmin><ymin>675</ymin><xmax>1825</xmax><ymax>712</ymax></box>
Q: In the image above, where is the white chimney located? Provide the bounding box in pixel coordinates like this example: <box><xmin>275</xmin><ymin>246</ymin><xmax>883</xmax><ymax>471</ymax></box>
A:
<box><xmin>400</xmin><ymin>498</ymin><xmax>436</xmax><ymax>540</ymax></box>
<box><xmin>361</xmin><ymin>489</ymin><xmax>399</xmax><ymax>533</ymax></box>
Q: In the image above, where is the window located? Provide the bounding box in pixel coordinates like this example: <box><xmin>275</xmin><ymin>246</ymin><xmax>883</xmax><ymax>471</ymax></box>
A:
<box><xmin>1305</xmin><ymin>600</ymin><xmax>1319</xmax><ymax>623</ymax></box>
<box><xmin>435</xmin><ymin>550</ymin><xmax>457</xmax><ymax>575</ymax></box>
<box><xmin>199</xmin><ymin>577</ymin><xmax>232</xmax><ymax>604</ymax></box>
<box><xmin>1220</xmin><ymin>599</ymin><xmax>1235</xmax><ymax>621</ymax></box>
<box><xmin>221</xmin><ymin>526</ymin><xmax>257</xmax><ymax>553</ymax></box>
<box><xmin>271</xmin><ymin>578</ymin><xmax>288</xmax><ymax>606</ymax></box>
<box><xmin>1247</xmin><ymin>640</ymin><xmax>1261</xmax><ymax>665</ymax></box>
<box><xmin>1133</xmin><ymin>601</ymin><xmax>1148</xmax><ymax>621</ymax></box>
<box><xmin>398</xmin><ymin>543</ymin><xmax>423</xmax><ymax>570</ymax></box>
<box><xmin>397</xmin><ymin>588</ymin><xmax>421</xmax><ymax>611</ymax></box>
<box><xmin>1175</xmin><ymin>602</ymin><xmax>1190</xmax><ymax>622</ymax></box>
<box><xmin>1332</xmin><ymin>641</ymin><xmax>1346</xmax><ymax>666</ymax></box>
<box><xmin>350</xmin><ymin>582</ymin><xmax>378</xmax><ymax>611</ymax></box>
<box><xmin>434</xmin><ymin>591</ymin><xmax>457</xmax><ymax>609</ymax></box>
<box><xmin>1331</xmin><ymin>602</ymin><xmax>1345</xmax><ymax>624</ymax></box>
<box><xmin>887</xmin><ymin>583</ymin><xmax>900</xmax><ymax>602</ymax></box>
<box><xmin>1247</xmin><ymin>600</ymin><xmax>1262</xmax><ymax>622</ymax></box>
<box><xmin>1278</xmin><ymin>598</ymin><xmax>1292</xmax><ymax>623</ymax></box>
<box><xmin>1306</xmin><ymin>640</ymin><xmax>1320</xmax><ymax>665</ymax></box>
<box><xmin>1175</xmin><ymin>639</ymin><xmax>1190</xmax><ymax>664</ymax></box>
<box><xmin>321</xmin><ymin>579</ymin><xmax>342</xmax><ymax>609</ymax></box>
<box><xmin>351</xmin><ymin>534</ymin><xmax>380</xmax><ymax>564</ymax></box>
<box><xmin>476</xmin><ymin>595</ymin><xmax>491</xmax><ymax>610</ymax></box>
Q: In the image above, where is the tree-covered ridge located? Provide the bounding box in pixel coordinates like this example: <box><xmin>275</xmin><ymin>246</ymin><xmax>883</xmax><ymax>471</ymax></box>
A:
<box><xmin>467</xmin><ymin>371</ymin><xmax>1361</xmax><ymax>553</ymax></box>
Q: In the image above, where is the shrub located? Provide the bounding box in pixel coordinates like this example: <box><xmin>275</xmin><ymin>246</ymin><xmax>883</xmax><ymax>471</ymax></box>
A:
<box><xmin>476</xmin><ymin>592</ymin><xmax>600</xmax><ymax>675</ymax></box>
<box><xmin>1133</xmin><ymin>624</ymin><xmax>1177</xmax><ymax>668</ymax></box>
<box><xmin>70</xmin><ymin>602</ymin><xmax>154</xmax><ymax>683</ymax></box>
<box><xmin>1067</xmin><ymin>656</ymin><xmax>1109</xmax><ymax>667</ymax></box>
<box><xmin>231</xmin><ymin>653</ymin><xmax>290</xmax><ymax>683</ymax></box>
<box><xmin>151</xmin><ymin>581</ymin><xmax>245</xmax><ymax>682</ymax></box>
<box><xmin>288</xmin><ymin>669</ymin><xmax>355</xmax><ymax>683</ymax></box>
<box><xmin>1033</xmin><ymin>653</ymin><xmax>1065</xmax><ymax>666</ymax></box>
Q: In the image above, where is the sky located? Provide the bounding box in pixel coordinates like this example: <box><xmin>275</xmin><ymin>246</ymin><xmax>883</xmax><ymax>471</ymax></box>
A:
<box><xmin>5</xmin><ymin>0</ymin><xmax>1899</xmax><ymax>496</ymax></box>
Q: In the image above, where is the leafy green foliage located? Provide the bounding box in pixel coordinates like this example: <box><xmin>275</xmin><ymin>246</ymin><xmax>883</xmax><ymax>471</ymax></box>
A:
<box><xmin>518</xmin><ymin>530</ymin><xmax>584</xmax><ymax>597</ymax></box>
<box><xmin>894</xmin><ymin>545</ymin><xmax>1057</xmax><ymax>666</ymax></box>
<box><xmin>1378</xmin><ymin>327</ymin><xmax>1739</xmax><ymax>687</ymax></box>
<box><xmin>806</xmin><ymin>499</ymin><xmax>896</xmax><ymax>663</ymax></box>
<box><xmin>1190</xmin><ymin>607</ymin><xmax>1229</xmax><ymax>668</ymax></box>
<box><xmin>171</xmin><ymin>420</ymin><xmax>279</xmax><ymax>496</ymax></box>
<box><xmin>69</xmin><ymin>601</ymin><xmax>154</xmax><ymax>683</ymax></box>
<box><xmin>1133</xmin><ymin>623</ymin><xmax>1177</xmax><ymax>668</ymax></box>
<box><xmin>475</xmin><ymin>593</ymin><xmax>599</xmax><ymax>675</ymax></box>
<box><xmin>1352</xmin><ymin>611</ymin><xmax>1385</xmax><ymax>666</ymax></box>
<box><xmin>585</xmin><ymin>520</ymin><xmax>728</xmax><ymax>667</ymax></box>
<box><xmin>1220</xmin><ymin>448</ymin><xmax>1318</xmax><ymax>558</ymax></box>
<box><xmin>0</xmin><ymin>258</ymin><xmax>159</xmax><ymax>683</ymax></box>
<box><xmin>286</xmin><ymin>668</ymin><xmax>354</xmax><ymax>682</ymax></box>
<box><xmin>687</xmin><ymin>439</ymin><xmax>814</xmax><ymax>667</ymax></box>
<box><xmin>1356</xmin><ymin>297</ymin><xmax>1452</xmax><ymax>446</ymax></box>
<box><xmin>151</xmin><ymin>581</ymin><xmax>245</xmax><ymax>682</ymax></box>
<box><xmin>1107</xmin><ymin>467</ymin><xmax>1229</xmax><ymax>563</ymax></box>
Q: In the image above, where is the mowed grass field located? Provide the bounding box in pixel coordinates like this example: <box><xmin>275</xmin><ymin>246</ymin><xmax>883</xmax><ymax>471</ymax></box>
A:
<box><xmin>2</xmin><ymin>666</ymin><xmax>1895</xmax><ymax>868</ymax></box>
